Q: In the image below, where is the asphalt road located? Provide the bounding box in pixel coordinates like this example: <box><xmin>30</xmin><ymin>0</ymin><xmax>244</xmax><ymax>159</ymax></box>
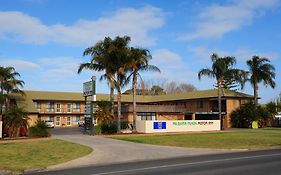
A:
<box><xmin>27</xmin><ymin>148</ymin><xmax>281</xmax><ymax>175</ymax></box>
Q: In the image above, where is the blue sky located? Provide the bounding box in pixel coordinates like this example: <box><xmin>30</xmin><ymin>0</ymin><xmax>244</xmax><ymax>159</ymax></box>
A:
<box><xmin>0</xmin><ymin>0</ymin><xmax>280</xmax><ymax>103</ymax></box>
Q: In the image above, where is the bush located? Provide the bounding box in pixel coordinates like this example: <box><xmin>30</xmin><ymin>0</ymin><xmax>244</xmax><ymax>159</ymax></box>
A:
<box><xmin>231</xmin><ymin>103</ymin><xmax>270</xmax><ymax>128</ymax></box>
<box><xmin>29</xmin><ymin>120</ymin><xmax>50</xmax><ymax>137</ymax></box>
<box><xmin>100</xmin><ymin>121</ymin><xmax>118</xmax><ymax>134</ymax></box>
<box><xmin>94</xmin><ymin>125</ymin><xmax>101</xmax><ymax>135</ymax></box>
<box><xmin>120</xmin><ymin>121</ymin><xmax>129</xmax><ymax>129</ymax></box>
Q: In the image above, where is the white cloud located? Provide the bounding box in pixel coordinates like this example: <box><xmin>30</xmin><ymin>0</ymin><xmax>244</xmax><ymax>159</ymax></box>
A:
<box><xmin>178</xmin><ymin>0</ymin><xmax>280</xmax><ymax>40</ymax></box>
<box><xmin>188</xmin><ymin>46</ymin><xmax>279</xmax><ymax>64</ymax></box>
<box><xmin>0</xmin><ymin>58</ymin><xmax>40</xmax><ymax>71</ymax></box>
<box><xmin>151</xmin><ymin>49</ymin><xmax>186</xmax><ymax>69</ymax></box>
<box><xmin>0</xmin><ymin>6</ymin><xmax>165</xmax><ymax>46</ymax></box>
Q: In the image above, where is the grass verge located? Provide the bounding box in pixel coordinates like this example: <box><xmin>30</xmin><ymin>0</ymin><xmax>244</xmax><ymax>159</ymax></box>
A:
<box><xmin>114</xmin><ymin>131</ymin><xmax>281</xmax><ymax>149</ymax></box>
<box><xmin>0</xmin><ymin>139</ymin><xmax>92</xmax><ymax>172</ymax></box>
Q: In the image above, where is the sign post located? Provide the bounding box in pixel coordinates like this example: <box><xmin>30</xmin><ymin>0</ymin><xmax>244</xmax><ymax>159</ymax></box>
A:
<box><xmin>83</xmin><ymin>76</ymin><xmax>96</xmax><ymax>135</ymax></box>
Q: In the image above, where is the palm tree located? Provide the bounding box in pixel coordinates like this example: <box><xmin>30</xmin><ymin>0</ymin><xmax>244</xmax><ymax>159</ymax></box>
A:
<box><xmin>94</xmin><ymin>100</ymin><xmax>113</xmax><ymax>124</ymax></box>
<box><xmin>78</xmin><ymin>37</ymin><xmax>117</xmax><ymax>115</ymax></box>
<box><xmin>198</xmin><ymin>53</ymin><xmax>246</xmax><ymax>130</ymax></box>
<box><xmin>246</xmin><ymin>56</ymin><xmax>276</xmax><ymax>105</ymax></box>
<box><xmin>127</xmin><ymin>47</ymin><xmax>160</xmax><ymax>131</ymax></box>
<box><xmin>78</xmin><ymin>36</ymin><xmax>131</xmax><ymax>132</ymax></box>
<box><xmin>4</xmin><ymin>106</ymin><xmax>29</xmax><ymax>137</ymax></box>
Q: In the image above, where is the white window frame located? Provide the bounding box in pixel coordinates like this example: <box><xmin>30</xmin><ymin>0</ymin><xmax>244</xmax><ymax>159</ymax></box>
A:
<box><xmin>56</xmin><ymin>116</ymin><xmax>60</xmax><ymax>126</ymax></box>
<box><xmin>56</xmin><ymin>103</ymin><xmax>61</xmax><ymax>113</ymax></box>
<box><xmin>67</xmin><ymin>103</ymin><xmax>72</xmax><ymax>113</ymax></box>
<box><xmin>66</xmin><ymin>116</ymin><xmax>71</xmax><ymax>126</ymax></box>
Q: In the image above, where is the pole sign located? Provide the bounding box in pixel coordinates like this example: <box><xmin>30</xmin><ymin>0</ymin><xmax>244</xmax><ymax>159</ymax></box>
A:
<box><xmin>83</xmin><ymin>81</ymin><xmax>93</xmax><ymax>97</ymax></box>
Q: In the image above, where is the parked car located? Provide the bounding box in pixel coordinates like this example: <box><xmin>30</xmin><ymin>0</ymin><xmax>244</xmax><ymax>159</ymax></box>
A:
<box><xmin>78</xmin><ymin>119</ymin><xmax>85</xmax><ymax>127</ymax></box>
<box><xmin>45</xmin><ymin>120</ymin><xmax>55</xmax><ymax>128</ymax></box>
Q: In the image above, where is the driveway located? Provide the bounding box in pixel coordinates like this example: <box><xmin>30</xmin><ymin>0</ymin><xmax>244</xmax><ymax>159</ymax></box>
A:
<box><xmin>48</xmin><ymin>128</ymin><xmax>231</xmax><ymax>170</ymax></box>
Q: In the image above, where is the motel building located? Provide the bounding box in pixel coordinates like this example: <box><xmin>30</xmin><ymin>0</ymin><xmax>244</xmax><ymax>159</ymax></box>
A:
<box><xmin>11</xmin><ymin>89</ymin><xmax>253</xmax><ymax>133</ymax></box>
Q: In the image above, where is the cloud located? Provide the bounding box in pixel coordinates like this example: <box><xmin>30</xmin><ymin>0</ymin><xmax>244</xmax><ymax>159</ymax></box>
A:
<box><xmin>0</xmin><ymin>58</ymin><xmax>40</xmax><ymax>71</ymax></box>
<box><xmin>0</xmin><ymin>6</ymin><xmax>165</xmax><ymax>46</ymax></box>
<box><xmin>151</xmin><ymin>49</ymin><xmax>186</xmax><ymax>69</ymax></box>
<box><xmin>178</xmin><ymin>0</ymin><xmax>280</xmax><ymax>40</ymax></box>
<box><xmin>188</xmin><ymin>46</ymin><xmax>279</xmax><ymax>64</ymax></box>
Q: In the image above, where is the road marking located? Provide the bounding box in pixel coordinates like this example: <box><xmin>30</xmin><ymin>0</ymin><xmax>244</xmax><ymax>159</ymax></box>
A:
<box><xmin>91</xmin><ymin>152</ymin><xmax>281</xmax><ymax>175</ymax></box>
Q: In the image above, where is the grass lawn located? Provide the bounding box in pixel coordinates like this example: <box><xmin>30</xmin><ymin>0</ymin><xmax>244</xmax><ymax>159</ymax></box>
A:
<box><xmin>114</xmin><ymin>131</ymin><xmax>281</xmax><ymax>149</ymax></box>
<box><xmin>0</xmin><ymin>139</ymin><xmax>92</xmax><ymax>172</ymax></box>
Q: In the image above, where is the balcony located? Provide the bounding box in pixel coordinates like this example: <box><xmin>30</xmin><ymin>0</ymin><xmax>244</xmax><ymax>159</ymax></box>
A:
<box><xmin>41</xmin><ymin>108</ymin><xmax>82</xmax><ymax>113</ymax></box>
<box><xmin>121</xmin><ymin>104</ymin><xmax>187</xmax><ymax>113</ymax></box>
<box><xmin>45</xmin><ymin>108</ymin><xmax>54</xmax><ymax>112</ymax></box>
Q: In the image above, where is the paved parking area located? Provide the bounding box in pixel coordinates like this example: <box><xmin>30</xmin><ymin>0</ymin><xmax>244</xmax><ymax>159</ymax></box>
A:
<box><xmin>48</xmin><ymin>127</ymin><xmax>231</xmax><ymax>170</ymax></box>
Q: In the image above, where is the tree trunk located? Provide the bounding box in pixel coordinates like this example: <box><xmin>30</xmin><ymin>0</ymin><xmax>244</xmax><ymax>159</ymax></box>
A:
<box><xmin>254</xmin><ymin>83</ymin><xmax>258</xmax><ymax>105</ymax></box>
<box><xmin>132</xmin><ymin>72</ymin><xmax>137</xmax><ymax>132</ymax></box>
<box><xmin>109</xmin><ymin>81</ymin><xmax>114</xmax><ymax>115</ymax></box>
<box><xmin>217</xmin><ymin>80</ymin><xmax>223</xmax><ymax>130</ymax></box>
<box><xmin>117</xmin><ymin>78</ymin><xmax>121</xmax><ymax>133</ymax></box>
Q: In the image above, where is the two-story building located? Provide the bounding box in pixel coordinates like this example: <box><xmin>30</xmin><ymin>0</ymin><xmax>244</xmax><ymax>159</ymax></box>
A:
<box><xmin>12</xmin><ymin>89</ymin><xmax>253</xmax><ymax>128</ymax></box>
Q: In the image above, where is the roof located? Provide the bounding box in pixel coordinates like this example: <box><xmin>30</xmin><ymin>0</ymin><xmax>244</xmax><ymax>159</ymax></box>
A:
<box><xmin>12</xmin><ymin>89</ymin><xmax>253</xmax><ymax>113</ymax></box>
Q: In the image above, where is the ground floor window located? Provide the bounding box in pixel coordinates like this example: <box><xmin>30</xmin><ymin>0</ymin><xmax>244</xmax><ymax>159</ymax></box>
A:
<box><xmin>56</xmin><ymin>116</ymin><xmax>60</xmax><ymax>126</ymax></box>
<box><xmin>73</xmin><ymin>116</ymin><xmax>79</xmax><ymax>125</ymax></box>
<box><xmin>137</xmin><ymin>112</ymin><xmax>156</xmax><ymax>120</ymax></box>
<box><xmin>44</xmin><ymin>116</ymin><xmax>53</xmax><ymax>121</ymax></box>
<box><xmin>67</xmin><ymin>116</ymin><xmax>71</xmax><ymax>126</ymax></box>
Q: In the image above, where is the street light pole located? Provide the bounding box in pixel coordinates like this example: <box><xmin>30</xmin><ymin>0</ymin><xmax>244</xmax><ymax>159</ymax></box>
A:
<box><xmin>91</xmin><ymin>76</ymin><xmax>96</xmax><ymax>135</ymax></box>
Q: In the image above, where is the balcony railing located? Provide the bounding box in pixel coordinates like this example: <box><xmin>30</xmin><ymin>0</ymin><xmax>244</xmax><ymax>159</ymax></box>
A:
<box><xmin>42</xmin><ymin>108</ymin><xmax>81</xmax><ymax>113</ymax></box>
<box><xmin>121</xmin><ymin>104</ymin><xmax>187</xmax><ymax>113</ymax></box>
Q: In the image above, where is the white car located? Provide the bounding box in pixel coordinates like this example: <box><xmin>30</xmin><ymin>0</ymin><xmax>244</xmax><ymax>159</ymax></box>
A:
<box><xmin>78</xmin><ymin>120</ymin><xmax>85</xmax><ymax>127</ymax></box>
<box><xmin>45</xmin><ymin>120</ymin><xmax>55</xmax><ymax>128</ymax></box>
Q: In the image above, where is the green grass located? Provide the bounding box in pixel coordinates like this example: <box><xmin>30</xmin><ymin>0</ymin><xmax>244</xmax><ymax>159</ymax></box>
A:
<box><xmin>114</xmin><ymin>131</ymin><xmax>281</xmax><ymax>149</ymax></box>
<box><xmin>0</xmin><ymin>139</ymin><xmax>92</xmax><ymax>172</ymax></box>
<box><xmin>261</xmin><ymin>127</ymin><xmax>281</xmax><ymax>131</ymax></box>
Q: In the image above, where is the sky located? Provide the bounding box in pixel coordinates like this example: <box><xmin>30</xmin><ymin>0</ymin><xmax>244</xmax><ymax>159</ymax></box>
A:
<box><xmin>0</xmin><ymin>0</ymin><xmax>280</xmax><ymax>103</ymax></box>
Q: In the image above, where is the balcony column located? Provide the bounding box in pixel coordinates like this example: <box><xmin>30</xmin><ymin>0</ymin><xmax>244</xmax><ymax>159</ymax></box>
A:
<box><xmin>192</xmin><ymin>113</ymin><xmax>196</xmax><ymax>120</ymax></box>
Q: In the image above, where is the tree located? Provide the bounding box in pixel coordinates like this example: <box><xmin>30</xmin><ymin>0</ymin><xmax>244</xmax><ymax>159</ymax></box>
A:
<box><xmin>4</xmin><ymin>106</ymin><xmax>29</xmax><ymax>137</ymax></box>
<box><xmin>94</xmin><ymin>100</ymin><xmax>113</xmax><ymax>124</ymax></box>
<box><xmin>150</xmin><ymin>85</ymin><xmax>166</xmax><ymax>95</ymax></box>
<box><xmin>165</xmin><ymin>81</ymin><xmax>197</xmax><ymax>94</ymax></box>
<box><xmin>127</xmin><ymin>47</ymin><xmax>160</xmax><ymax>132</ymax></box>
<box><xmin>198</xmin><ymin>53</ymin><xmax>246</xmax><ymax>130</ymax></box>
<box><xmin>246</xmin><ymin>56</ymin><xmax>276</xmax><ymax>105</ymax></box>
<box><xmin>0</xmin><ymin>66</ymin><xmax>25</xmax><ymax>138</ymax></box>
<box><xmin>78</xmin><ymin>37</ymin><xmax>116</xmax><ymax>115</ymax></box>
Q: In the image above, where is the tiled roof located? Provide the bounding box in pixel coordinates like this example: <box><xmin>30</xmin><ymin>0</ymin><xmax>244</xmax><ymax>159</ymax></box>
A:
<box><xmin>12</xmin><ymin>89</ymin><xmax>253</xmax><ymax>113</ymax></box>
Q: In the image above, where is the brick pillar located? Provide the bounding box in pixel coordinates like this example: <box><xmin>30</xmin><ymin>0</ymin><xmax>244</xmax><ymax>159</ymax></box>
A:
<box><xmin>192</xmin><ymin>113</ymin><xmax>196</xmax><ymax>120</ymax></box>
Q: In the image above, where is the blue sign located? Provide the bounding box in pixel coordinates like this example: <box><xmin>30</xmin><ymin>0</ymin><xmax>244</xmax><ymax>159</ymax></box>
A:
<box><xmin>153</xmin><ymin>122</ymin><xmax>166</xmax><ymax>129</ymax></box>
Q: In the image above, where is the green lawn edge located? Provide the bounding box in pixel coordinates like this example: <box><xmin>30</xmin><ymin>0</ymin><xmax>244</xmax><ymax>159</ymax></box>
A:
<box><xmin>0</xmin><ymin>139</ymin><xmax>93</xmax><ymax>172</ymax></box>
<box><xmin>113</xmin><ymin>131</ymin><xmax>281</xmax><ymax>150</ymax></box>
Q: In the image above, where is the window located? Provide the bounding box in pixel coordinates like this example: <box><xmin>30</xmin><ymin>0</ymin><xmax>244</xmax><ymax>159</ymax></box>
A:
<box><xmin>67</xmin><ymin>103</ymin><xmax>72</xmax><ymax>112</ymax></box>
<box><xmin>56</xmin><ymin>116</ymin><xmax>60</xmax><ymax>126</ymax></box>
<box><xmin>34</xmin><ymin>102</ymin><xmax>41</xmax><ymax>112</ymax></box>
<box><xmin>73</xmin><ymin>116</ymin><xmax>79</xmax><ymax>125</ymax></box>
<box><xmin>73</xmin><ymin>103</ymin><xmax>80</xmax><ymax>112</ymax></box>
<box><xmin>46</xmin><ymin>102</ymin><xmax>54</xmax><ymax>112</ymax></box>
<box><xmin>197</xmin><ymin>101</ymin><xmax>204</xmax><ymax>108</ymax></box>
<box><xmin>45</xmin><ymin>116</ymin><xmax>53</xmax><ymax>121</ymax></box>
<box><xmin>137</xmin><ymin>113</ymin><xmax>156</xmax><ymax>121</ymax></box>
<box><xmin>56</xmin><ymin>103</ymin><xmax>61</xmax><ymax>112</ymax></box>
<box><xmin>67</xmin><ymin>116</ymin><xmax>71</xmax><ymax>126</ymax></box>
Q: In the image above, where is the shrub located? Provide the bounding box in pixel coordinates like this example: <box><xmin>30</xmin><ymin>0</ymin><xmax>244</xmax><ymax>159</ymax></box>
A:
<box><xmin>94</xmin><ymin>125</ymin><xmax>101</xmax><ymax>135</ymax></box>
<box><xmin>120</xmin><ymin>121</ymin><xmax>129</xmax><ymax>129</ymax></box>
<box><xmin>231</xmin><ymin>103</ymin><xmax>270</xmax><ymax>128</ymax></box>
<box><xmin>100</xmin><ymin>121</ymin><xmax>118</xmax><ymax>134</ymax></box>
<box><xmin>29</xmin><ymin>120</ymin><xmax>50</xmax><ymax>137</ymax></box>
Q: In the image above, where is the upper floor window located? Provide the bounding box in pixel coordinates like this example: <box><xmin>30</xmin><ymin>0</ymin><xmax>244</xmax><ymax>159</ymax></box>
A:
<box><xmin>46</xmin><ymin>102</ymin><xmax>54</xmax><ymax>112</ymax></box>
<box><xmin>34</xmin><ymin>101</ymin><xmax>41</xmax><ymax>112</ymax></box>
<box><xmin>73</xmin><ymin>102</ymin><xmax>80</xmax><ymax>112</ymax></box>
<box><xmin>67</xmin><ymin>103</ymin><xmax>72</xmax><ymax>112</ymax></box>
<box><xmin>197</xmin><ymin>101</ymin><xmax>204</xmax><ymax>108</ymax></box>
<box><xmin>56</xmin><ymin>103</ymin><xmax>61</xmax><ymax>112</ymax></box>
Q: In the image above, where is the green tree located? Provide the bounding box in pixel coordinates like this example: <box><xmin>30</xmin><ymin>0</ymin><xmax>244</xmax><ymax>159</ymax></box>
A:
<box><xmin>78</xmin><ymin>37</ymin><xmax>116</xmax><ymax>115</ymax></box>
<box><xmin>246</xmin><ymin>56</ymin><xmax>276</xmax><ymax>105</ymax></box>
<box><xmin>4</xmin><ymin>106</ymin><xmax>29</xmax><ymax>137</ymax></box>
<box><xmin>198</xmin><ymin>53</ymin><xmax>246</xmax><ymax>130</ymax></box>
<box><xmin>94</xmin><ymin>100</ymin><xmax>113</xmax><ymax>124</ymax></box>
<box><xmin>127</xmin><ymin>47</ymin><xmax>160</xmax><ymax>131</ymax></box>
<box><xmin>150</xmin><ymin>85</ymin><xmax>166</xmax><ymax>95</ymax></box>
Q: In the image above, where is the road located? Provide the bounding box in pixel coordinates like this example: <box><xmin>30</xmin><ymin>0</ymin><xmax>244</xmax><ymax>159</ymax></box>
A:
<box><xmin>27</xmin><ymin>148</ymin><xmax>281</xmax><ymax>175</ymax></box>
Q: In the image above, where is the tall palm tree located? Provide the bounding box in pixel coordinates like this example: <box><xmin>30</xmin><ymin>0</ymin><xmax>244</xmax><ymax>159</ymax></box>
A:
<box><xmin>4</xmin><ymin>106</ymin><xmax>29</xmax><ymax>137</ymax></box>
<box><xmin>127</xmin><ymin>47</ymin><xmax>160</xmax><ymax>132</ymax></box>
<box><xmin>246</xmin><ymin>56</ymin><xmax>276</xmax><ymax>105</ymax></box>
<box><xmin>78</xmin><ymin>36</ymin><xmax>131</xmax><ymax>132</ymax></box>
<box><xmin>78</xmin><ymin>37</ymin><xmax>117</xmax><ymax>115</ymax></box>
<box><xmin>198</xmin><ymin>53</ymin><xmax>246</xmax><ymax>130</ymax></box>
